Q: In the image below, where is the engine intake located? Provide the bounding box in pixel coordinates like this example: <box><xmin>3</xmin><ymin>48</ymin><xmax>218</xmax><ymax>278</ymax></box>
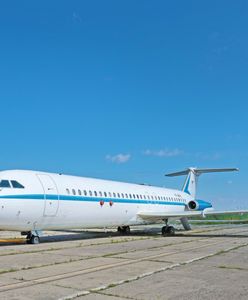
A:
<box><xmin>188</xmin><ymin>200</ymin><xmax>199</xmax><ymax>210</ymax></box>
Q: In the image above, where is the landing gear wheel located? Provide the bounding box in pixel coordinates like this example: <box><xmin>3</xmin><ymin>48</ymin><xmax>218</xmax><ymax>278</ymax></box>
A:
<box><xmin>167</xmin><ymin>226</ymin><xmax>175</xmax><ymax>236</ymax></box>
<box><xmin>161</xmin><ymin>226</ymin><xmax>167</xmax><ymax>236</ymax></box>
<box><xmin>161</xmin><ymin>226</ymin><xmax>175</xmax><ymax>236</ymax></box>
<box><xmin>125</xmin><ymin>226</ymin><xmax>130</xmax><ymax>234</ymax></box>
<box><xmin>30</xmin><ymin>235</ymin><xmax>40</xmax><ymax>244</ymax></box>
<box><xmin>26</xmin><ymin>233</ymin><xmax>40</xmax><ymax>244</ymax></box>
<box><xmin>117</xmin><ymin>226</ymin><xmax>130</xmax><ymax>235</ymax></box>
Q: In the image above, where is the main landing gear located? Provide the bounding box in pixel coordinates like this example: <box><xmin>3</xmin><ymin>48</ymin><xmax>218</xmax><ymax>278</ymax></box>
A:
<box><xmin>161</xmin><ymin>219</ymin><xmax>176</xmax><ymax>236</ymax></box>
<box><xmin>117</xmin><ymin>226</ymin><xmax>131</xmax><ymax>235</ymax></box>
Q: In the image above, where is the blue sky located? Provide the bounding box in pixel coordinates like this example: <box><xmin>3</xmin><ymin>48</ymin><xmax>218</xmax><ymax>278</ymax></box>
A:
<box><xmin>0</xmin><ymin>1</ymin><xmax>247</xmax><ymax>208</ymax></box>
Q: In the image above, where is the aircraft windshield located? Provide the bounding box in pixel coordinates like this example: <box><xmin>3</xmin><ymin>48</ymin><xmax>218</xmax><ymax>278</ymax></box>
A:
<box><xmin>0</xmin><ymin>180</ymin><xmax>11</xmax><ymax>188</ymax></box>
<box><xmin>0</xmin><ymin>180</ymin><xmax>25</xmax><ymax>188</ymax></box>
<box><xmin>11</xmin><ymin>180</ymin><xmax>25</xmax><ymax>188</ymax></box>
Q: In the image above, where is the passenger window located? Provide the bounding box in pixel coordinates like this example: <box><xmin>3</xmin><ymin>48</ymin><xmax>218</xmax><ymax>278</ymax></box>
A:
<box><xmin>133</xmin><ymin>194</ymin><xmax>136</xmax><ymax>199</ymax></box>
<box><xmin>136</xmin><ymin>194</ymin><xmax>139</xmax><ymax>199</ymax></box>
<box><xmin>129</xmin><ymin>194</ymin><xmax>132</xmax><ymax>198</ymax></box>
<box><xmin>104</xmin><ymin>192</ymin><xmax>107</xmax><ymax>197</ymax></box>
<box><xmin>143</xmin><ymin>195</ymin><xmax>146</xmax><ymax>200</ymax></box>
<box><xmin>140</xmin><ymin>195</ymin><xmax>142</xmax><ymax>199</ymax></box>
<box><xmin>78</xmin><ymin>189</ymin><xmax>82</xmax><ymax>195</ymax></box>
<box><xmin>89</xmin><ymin>190</ymin><xmax>92</xmax><ymax>196</ymax></box>
<box><xmin>121</xmin><ymin>193</ymin><xmax>124</xmax><ymax>198</ymax></box>
<box><xmin>99</xmin><ymin>191</ymin><xmax>102</xmax><ymax>197</ymax></box>
<box><xmin>113</xmin><ymin>193</ymin><xmax>116</xmax><ymax>197</ymax></box>
<box><xmin>66</xmin><ymin>188</ymin><xmax>70</xmax><ymax>195</ymax></box>
<box><xmin>0</xmin><ymin>180</ymin><xmax>11</xmax><ymax>188</ymax></box>
<box><xmin>109</xmin><ymin>192</ymin><xmax>112</xmax><ymax>197</ymax></box>
<box><xmin>11</xmin><ymin>180</ymin><xmax>24</xmax><ymax>188</ymax></box>
<box><xmin>125</xmin><ymin>193</ymin><xmax>128</xmax><ymax>198</ymax></box>
<box><xmin>72</xmin><ymin>189</ymin><xmax>76</xmax><ymax>195</ymax></box>
<box><xmin>84</xmin><ymin>190</ymin><xmax>87</xmax><ymax>196</ymax></box>
<box><xmin>117</xmin><ymin>193</ymin><xmax>120</xmax><ymax>198</ymax></box>
<box><xmin>94</xmin><ymin>191</ymin><xmax>97</xmax><ymax>196</ymax></box>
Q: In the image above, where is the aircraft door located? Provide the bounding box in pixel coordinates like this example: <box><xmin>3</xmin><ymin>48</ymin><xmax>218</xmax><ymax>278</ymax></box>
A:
<box><xmin>37</xmin><ymin>174</ymin><xmax>59</xmax><ymax>216</ymax></box>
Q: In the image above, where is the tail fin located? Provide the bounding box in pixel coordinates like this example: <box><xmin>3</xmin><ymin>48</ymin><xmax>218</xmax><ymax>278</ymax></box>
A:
<box><xmin>165</xmin><ymin>167</ymin><xmax>238</xmax><ymax>199</ymax></box>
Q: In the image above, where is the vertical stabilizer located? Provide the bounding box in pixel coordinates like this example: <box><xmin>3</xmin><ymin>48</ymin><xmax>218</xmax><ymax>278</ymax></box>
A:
<box><xmin>182</xmin><ymin>168</ymin><xmax>198</xmax><ymax>198</ymax></box>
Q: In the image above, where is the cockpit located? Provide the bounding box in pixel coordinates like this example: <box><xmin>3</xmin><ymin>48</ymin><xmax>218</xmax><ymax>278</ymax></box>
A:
<box><xmin>0</xmin><ymin>180</ymin><xmax>25</xmax><ymax>189</ymax></box>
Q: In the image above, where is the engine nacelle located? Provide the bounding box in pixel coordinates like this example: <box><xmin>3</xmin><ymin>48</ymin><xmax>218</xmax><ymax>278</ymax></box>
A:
<box><xmin>188</xmin><ymin>200</ymin><xmax>199</xmax><ymax>210</ymax></box>
<box><xmin>187</xmin><ymin>199</ymin><xmax>212</xmax><ymax>211</ymax></box>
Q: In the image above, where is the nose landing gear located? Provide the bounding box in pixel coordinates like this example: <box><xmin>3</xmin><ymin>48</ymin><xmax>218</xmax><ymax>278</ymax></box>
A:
<box><xmin>26</xmin><ymin>231</ymin><xmax>41</xmax><ymax>244</ymax></box>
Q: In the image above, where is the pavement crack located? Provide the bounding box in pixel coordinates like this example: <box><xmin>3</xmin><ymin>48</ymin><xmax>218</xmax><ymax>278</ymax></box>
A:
<box><xmin>95</xmin><ymin>290</ymin><xmax>139</xmax><ymax>299</ymax></box>
<box><xmin>217</xmin><ymin>265</ymin><xmax>248</xmax><ymax>271</ymax></box>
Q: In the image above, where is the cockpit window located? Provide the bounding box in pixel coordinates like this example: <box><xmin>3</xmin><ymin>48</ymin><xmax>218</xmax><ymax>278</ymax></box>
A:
<box><xmin>11</xmin><ymin>180</ymin><xmax>25</xmax><ymax>189</ymax></box>
<box><xmin>0</xmin><ymin>180</ymin><xmax>11</xmax><ymax>188</ymax></box>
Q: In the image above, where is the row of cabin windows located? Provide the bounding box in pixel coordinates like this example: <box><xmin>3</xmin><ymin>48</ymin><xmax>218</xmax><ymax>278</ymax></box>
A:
<box><xmin>0</xmin><ymin>180</ymin><xmax>25</xmax><ymax>189</ymax></box>
<box><xmin>65</xmin><ymin>188</ymin><xmax>186</xmax><ymax>203</ymax></box>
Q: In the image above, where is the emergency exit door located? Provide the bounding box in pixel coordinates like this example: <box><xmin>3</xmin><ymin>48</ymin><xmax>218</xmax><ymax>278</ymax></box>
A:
<box><xmin>37</xmin><ymin>174</ymin><xmax>59</xmax><ymax>216</ymax></box>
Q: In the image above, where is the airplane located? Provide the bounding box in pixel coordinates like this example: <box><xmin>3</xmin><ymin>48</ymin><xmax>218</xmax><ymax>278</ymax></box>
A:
<box><xmin>0</xmin><ymin>167</ymin><xmax>246</xmax><ymax>244</ymax></box>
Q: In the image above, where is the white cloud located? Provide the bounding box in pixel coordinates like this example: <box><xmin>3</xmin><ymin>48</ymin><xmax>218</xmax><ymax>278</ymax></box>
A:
<box><xmin>143</xmin><ymin>148</ymin><xmax>183</xmax><ymax>157</ymax></box>
<box><xmin>106</xmin><ymin>153</ymin><xmax>131</xmax><ymax>164</ymax></box>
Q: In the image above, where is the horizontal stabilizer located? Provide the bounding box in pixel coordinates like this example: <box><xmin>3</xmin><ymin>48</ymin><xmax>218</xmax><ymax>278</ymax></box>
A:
<box><xmin>166</xmin><ymin>168</ymin><xmax>239</xmax><ymax>177</ymax></box>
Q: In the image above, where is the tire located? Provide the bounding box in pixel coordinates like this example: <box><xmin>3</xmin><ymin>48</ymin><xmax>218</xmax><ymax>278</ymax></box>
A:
<box><xmin>118</xmin><ymin>226</ymin><xmax>130</xmax><ymax>235</ymax></box>
<box><xmin>30</xmin><ymin>235</ymin><xmax>40</xmax><ymax>244</ymax></box>
<box><xmin>167</xmin><ymin>226</ymin><xmax>175</xmax><ymax>236</ymax></box>
<box><xmin>125</xmin><ymin>226</ymin><xmax>130</xmax><ymax>234</ymax></box>
<box><xmin>161</xmin><ymin>226</ymin><xmax>167</xmax><ymax>236</ymax></box>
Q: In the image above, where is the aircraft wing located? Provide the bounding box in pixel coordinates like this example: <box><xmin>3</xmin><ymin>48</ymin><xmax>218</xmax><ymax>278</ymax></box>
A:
<box><xmin>137</xmin><ymin>210</ymin><xmax>248</xmax><ymax>221</ymax></box>
<box><xmin>202</xmin><ymin>210</ymin><xmax>248</xmax><ymax>216</ymax></box>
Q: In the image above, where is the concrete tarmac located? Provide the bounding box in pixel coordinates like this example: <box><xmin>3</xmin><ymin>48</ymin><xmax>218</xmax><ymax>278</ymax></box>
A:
<box><xmin>0</xmin><ymin>224</ymin><xmax>248</xmax><ymax>299</ymax></box>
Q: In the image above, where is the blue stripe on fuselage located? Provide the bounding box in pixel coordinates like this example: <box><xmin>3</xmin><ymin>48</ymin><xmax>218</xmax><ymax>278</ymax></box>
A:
<box><xmin>0</xmin><ymin>194</ymin><xmax>186</xmax><ymax>206</ymax></box>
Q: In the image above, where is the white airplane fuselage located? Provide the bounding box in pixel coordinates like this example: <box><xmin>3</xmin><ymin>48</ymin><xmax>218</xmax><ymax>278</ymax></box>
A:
<box><xmin>0</xmin><ymin>170</ymin><xmax>212</xmax><ymax>232</ymax></box>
